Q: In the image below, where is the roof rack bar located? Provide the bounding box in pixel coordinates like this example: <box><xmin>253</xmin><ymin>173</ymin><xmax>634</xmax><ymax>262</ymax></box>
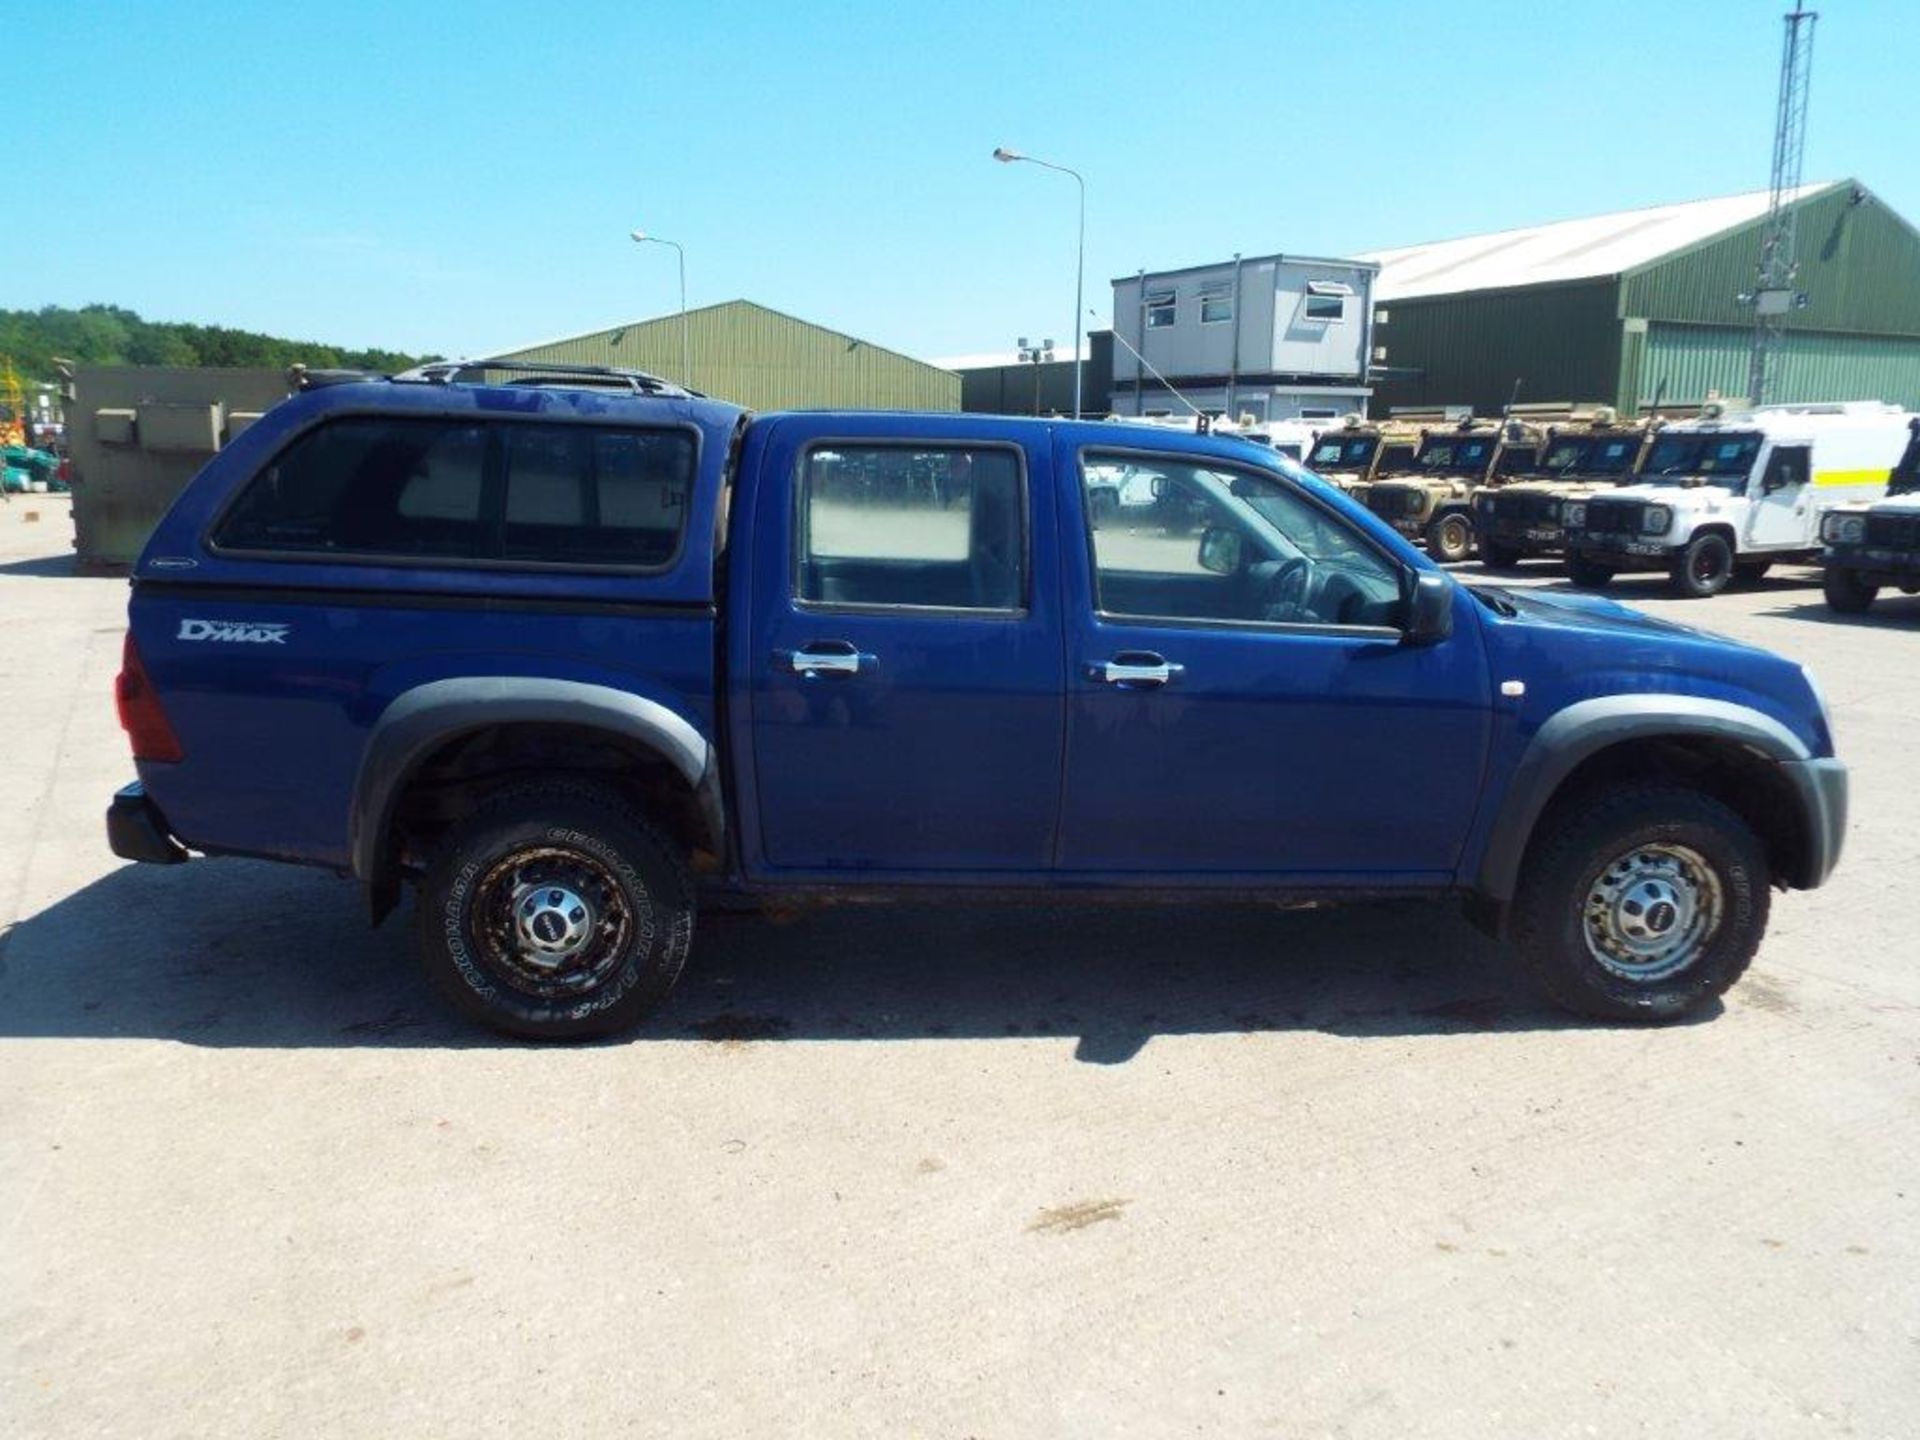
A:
<box><xmin>392</xmin><ymin>358</ymin><xmax>694</xmax><ymax>398</ymax></box>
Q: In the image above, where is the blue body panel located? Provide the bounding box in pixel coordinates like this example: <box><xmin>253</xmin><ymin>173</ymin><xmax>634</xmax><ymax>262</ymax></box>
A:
<box><xmin>125</xmin><ymin>382</ymin><xmax>1834</xmax><ymax>897</ymax></box>
<box><xmin>1048</xmin><ymin>431</ymin><xmax>1490</xmax><ymax>880</ymax></box>
<box><xmin>731</xmin><ymin>415</ymin><xmax>1066</xmax><ymax>873</ymax></box>
<box><xmin>132</xmin><ymin>382</ymin><xmax>743</xmax><ymax>867</ymax></box>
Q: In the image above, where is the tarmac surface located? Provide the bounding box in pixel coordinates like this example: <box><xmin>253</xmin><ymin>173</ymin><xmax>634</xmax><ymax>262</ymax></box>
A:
<box><xmin>2</xmin><ymin>494</ymin><xmax>1915</xmax><ymax>1438</ymax></box>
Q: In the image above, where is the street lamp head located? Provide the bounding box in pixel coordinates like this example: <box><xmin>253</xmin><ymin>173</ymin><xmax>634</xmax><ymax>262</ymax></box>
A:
<box><xmin>630</xmin><ymin>230</ymin><xmax>648</xmax><ymax>242</ymax></box>
<box><xmin>992</xmin><ymin>147</ymin><xmax>1022</xmax><ymax>163</ymax></box>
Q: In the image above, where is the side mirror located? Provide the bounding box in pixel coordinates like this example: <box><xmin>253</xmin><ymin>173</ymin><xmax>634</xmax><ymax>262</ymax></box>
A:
<box><xmin>1197</xmin><ymin>525</ymin><xmax>1244</xmax><ymax>575</ymax></box>
<box><xmin>1150</xmin><ymin>476</ymin><xmax>1168</xmax><ymax>500</ymax></box>
<box><xmin>1404</xmin><ymin>571</ymin><xmax>1454</xmax><ymax>645</ymax></box>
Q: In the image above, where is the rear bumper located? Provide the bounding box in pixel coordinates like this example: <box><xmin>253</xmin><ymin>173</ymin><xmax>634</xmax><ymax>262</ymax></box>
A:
<box><xmin>1783</xmin><ymin>758</ymin><xmax>1848</xmax><ymax>890</ymax></box>
<box><xmin>107</xmin><ymin>781</ymin><xmax>189</xmax><ymax>865</ymax></box>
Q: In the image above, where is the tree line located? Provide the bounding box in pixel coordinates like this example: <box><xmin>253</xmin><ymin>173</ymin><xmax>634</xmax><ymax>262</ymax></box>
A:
<box><xmin>0</xmin><ymin>304</ymin><xmax>437</xmax><ymax>382</ymax></box>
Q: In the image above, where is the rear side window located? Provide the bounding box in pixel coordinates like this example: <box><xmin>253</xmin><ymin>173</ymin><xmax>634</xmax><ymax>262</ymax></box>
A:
<box><xmin>502</xmin><ymin>425</ymin><xmax>691</xmax><ymax>566</ymax></box>
<box><xmin>218</xmin><ymin>417</ymin><xmax>488</xmax><ymax>558</ymax></box>
<box><xmin>214</xmin><ymin>415</ymin><xmax>695</xmax><ymax>569</ymax></box>
<box><xmin>795</xmin><ymin>444</ymin><xmax>1025</xmax><ymax>612</ymax></box>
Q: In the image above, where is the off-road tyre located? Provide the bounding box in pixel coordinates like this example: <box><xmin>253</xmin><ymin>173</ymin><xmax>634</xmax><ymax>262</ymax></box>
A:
<box><xmin>1426</xmin><ymin>510</ymin><xmax>1474</xmax><ymax>564</ymax></box>
<box><xmin>419</xmin><ymin>780</ymin><xmax>694</xmax><ymax>1040</ymax></box>
<box><xmin>1508</xmin><ymin>782</ymin><xmax>1769</xmax><ymax>1024</ymax></box>
<box><xmin>1822</xmin><ymin>564</ymin><xmax>1878</xmax><ymax>614</ymax></box>
<box><xmin>1480</xmin><ymin>541</ymin><xmax>1524</xmax><ymax>570</ymax></box>
<box><xmin>1670</xmin><ymin>531</ymin><xmax>1735</xmax><ymax>598</ymax></box>
<box><xmin>1567</xmin><ymin>551</ymin><xmax>1615</xmax><ymax>589</ymax></box>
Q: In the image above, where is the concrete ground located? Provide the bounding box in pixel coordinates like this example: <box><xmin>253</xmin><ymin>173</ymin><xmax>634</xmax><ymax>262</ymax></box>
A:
<box><xmin>1</xmin><ymin>495</ymin><xmax>1915</xmax><ymax>1438</ymax></box>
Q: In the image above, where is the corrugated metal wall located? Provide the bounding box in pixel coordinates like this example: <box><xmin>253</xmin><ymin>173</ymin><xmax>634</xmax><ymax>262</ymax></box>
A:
<box><xmin>1622</xmin><ymin>183</ymin><xmax>1920</xmax><ymax>336</ymax></box>
<box><xmin>493</xmin><ymin>300</ymin><xmax>958</xmax><ymax>412</ymax></box>
<box><xmin>1369</xmin><ymin>280</ymin><xmax>1622</xmax><ymax>415</ymax></box>
<box><xmin>1640</xmin><ymin>323</ymin><xmax>1920</xmax><ymax>408</ymax></box>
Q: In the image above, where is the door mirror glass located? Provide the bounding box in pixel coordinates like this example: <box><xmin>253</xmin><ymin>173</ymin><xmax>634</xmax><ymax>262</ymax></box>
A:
<box><xmin>1404</xmin><ymin>571</ymin><xmax>1454</xmax><ymax>645</ymax></box>
<box><xmin>1197</xmin><ymin>525</ymin><xmax>1244</xmax><ymax>575</ymax></box>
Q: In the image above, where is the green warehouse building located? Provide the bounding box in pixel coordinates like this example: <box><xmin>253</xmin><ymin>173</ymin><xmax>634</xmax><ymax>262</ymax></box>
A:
<box><xmin>485</xmin><ymin>299</ymin><xmax>958</xmax><ymax>412</ymax></box>
<box><xmin>1361</xmin><ymin>179</ymin><xmax>1920</xmax><ymax>416</ymax></box>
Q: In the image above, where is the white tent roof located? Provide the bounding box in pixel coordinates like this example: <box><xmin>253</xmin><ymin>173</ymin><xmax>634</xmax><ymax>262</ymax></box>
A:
<box><xmin>1361</xmin><ymin>182</ymin><xmax>1837</xmax><ymax>302</ymax></box>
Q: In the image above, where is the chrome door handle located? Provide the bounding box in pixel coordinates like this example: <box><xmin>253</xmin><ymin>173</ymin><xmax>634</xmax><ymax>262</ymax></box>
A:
<box><xmin>1090</xmin><ymin>654</ymin><xmax>1184</xmax><ymax>688</ymax></box>
<box><xmin>785</xmin><ymin>644</ymin><xmax>870</xmax><ymax>677</ymax></box>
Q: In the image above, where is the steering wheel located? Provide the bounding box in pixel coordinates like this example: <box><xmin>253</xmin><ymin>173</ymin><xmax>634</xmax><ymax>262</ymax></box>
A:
<box><xmin>1255</xmin><ymin>555</ymin><xmax>1311</xmax><ymax>621</ymax></box>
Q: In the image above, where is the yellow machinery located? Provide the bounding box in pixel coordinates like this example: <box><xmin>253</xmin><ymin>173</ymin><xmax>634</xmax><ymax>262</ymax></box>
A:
<box><xmin>0</xmin><ymin>359</ymin><xmax>25</xmax><ymax>448</ymax></box>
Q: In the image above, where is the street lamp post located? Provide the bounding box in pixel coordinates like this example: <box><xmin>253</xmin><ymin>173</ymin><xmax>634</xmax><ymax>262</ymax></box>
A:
<box><xmin>629</xmin><ymin>230</ymin><xmax>689</xmax><ymax>389</ymax></box>
<box><xmin>993</xmin><ymin>147</ymin><xmax>1084</xmax><ymax>420</ymax></box>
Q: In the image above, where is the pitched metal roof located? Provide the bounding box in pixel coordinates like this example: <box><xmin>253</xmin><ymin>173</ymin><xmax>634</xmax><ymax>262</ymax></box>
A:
<box><xmin>1362</xmin><ymin>182</ymin><xmax>1840</xmax><ymax>302</ymax></box>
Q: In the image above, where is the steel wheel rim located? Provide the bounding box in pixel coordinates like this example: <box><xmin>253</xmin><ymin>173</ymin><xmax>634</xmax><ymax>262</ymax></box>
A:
<box><xmin>1439</xmin><ymin>517</ymin><xmax>1469</xmax><ymax>556</ymax></box>
<box><xmin>471</xmin><ymin>846</ymin><xmax>633</xmax><ymax>998</ymax></box>
<box><xmin>1582</xmin><ymin>842</ymin><xmax>1724</xmax><ymax>983</ymax></box>
<box><xmin>1692</xmin><ymin>542</ymin><xmax>1727</xmax><ymax>585</ymax></box>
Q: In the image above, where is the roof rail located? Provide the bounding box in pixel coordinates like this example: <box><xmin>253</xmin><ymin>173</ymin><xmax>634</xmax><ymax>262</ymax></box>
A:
<box><xmin>288</xmin><ymin>364</ymin><xmax>387</xmax><ymax>391</ymax></box>
<box><xmin>394</xmin><ymin>359</ymin><xmax>696</xmax><ymax>398</ymax></box>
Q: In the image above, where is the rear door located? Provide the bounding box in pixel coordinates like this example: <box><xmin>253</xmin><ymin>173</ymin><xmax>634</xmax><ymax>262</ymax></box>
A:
<box><xmin>1054</xmin><ymin>439</ymin><xmax>1491</xmax><ymax>880</ymax></box>
<box><xmin>740</xmin><ymin>418</ymin><xmax>1064</xmax><ymax>873</ymax></box>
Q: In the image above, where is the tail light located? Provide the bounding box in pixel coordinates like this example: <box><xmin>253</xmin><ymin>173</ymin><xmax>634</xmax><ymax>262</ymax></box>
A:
<box><xmin>115</xmin><ymin>634</ymin><xmax>183</xmax><ymax>762</ymax></box>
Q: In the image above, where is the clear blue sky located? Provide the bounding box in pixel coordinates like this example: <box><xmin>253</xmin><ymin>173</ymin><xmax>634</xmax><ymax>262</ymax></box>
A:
<box><xmin>14</xmin><ymin>0</ymin><xmax>1917</xmax><ymax>363</ymax></box>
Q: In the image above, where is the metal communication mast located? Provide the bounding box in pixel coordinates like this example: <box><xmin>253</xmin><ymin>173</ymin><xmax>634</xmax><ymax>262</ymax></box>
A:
<box><xmin>1745</xmin><ymin>5</ymin><xmax>1818</xmax><ymax>407</ymax></box>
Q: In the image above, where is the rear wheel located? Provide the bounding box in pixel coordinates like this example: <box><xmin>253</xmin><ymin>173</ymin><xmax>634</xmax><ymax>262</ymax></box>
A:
<box><xmin>418</xmin><ymin>781</ymin><xmax>694</xmax><ymax>1040</ymax></box>
<box><xmin>1823</xmin><ymin>564</ymin><xmax>1879</xmax><ymax>614</ymax></box>
<box><xmin>1508</xmin><ymin>783</ymin><xmax>1769</xmax><ymax>1023</ymax></box>
<box><xmin>1481</xmin><ymin>541</ymin><xmax>1524</xmax><ymax>570</ymax></box>
<box><xmin>1426</xmin><ymin>511</ymin><xmax>1474</xmax><ymax>564</ymax></box>
<box><xmin>1670</xmin><ymin>532</ymin><xmax>1734</xmax><ymax>598</ymax></box>
<box><xmin>1567</xmin><ymin>551</ymin><xmax>1615</xmax><ymax>589</ymax></box>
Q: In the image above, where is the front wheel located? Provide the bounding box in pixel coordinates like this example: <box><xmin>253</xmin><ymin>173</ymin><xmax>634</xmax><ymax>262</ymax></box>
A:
<box><xmin>1670</xmin><ymin>532</ymin><xmax>1734</xmax><ymax>598</ymax></box>
<box><xmin>1426</xmin><ymin>511</ymin><xmax>1474</xmax><ymax>564</ymax></box>
<box><xmin>419</xmin><ymin>781</ymin><xmax>694</xmax><ymax>1040</ymax></box>
<box><xmin>1823</xmin><ymin>565</ymin><xmax>1879</xmax><ymax>614</ymax></box>
<box><xmin>1508</xmin><ymin>783</ymin><xmax>1769</xmax><ymax>1023</ymax></box>
<box><xmin>1567</xmin><ymin>551</ymin><xmax>1615</xmax><ymax>589</ymax></box>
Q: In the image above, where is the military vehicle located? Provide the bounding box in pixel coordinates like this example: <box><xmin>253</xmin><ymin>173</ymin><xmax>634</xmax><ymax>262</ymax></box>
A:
<box><xmin>1360</xmin><ymin>416</ymin><xmax>1524</xmax><ymax>563</ymax></box>
<box><xmin>1301</xmin><ymin>414</ymin><xmax>1425</xmax><ymax>504</ymax></box>
<box><xmin>1564</xmin><ymin>400</ymin><xmax>1914</xmax><ymax>598</ymax></box>
<box><xmin>1474</xmin><ymin>408</ymin><xmax>1656</xmax><ymax>568</ymax></box>
<box><xmin>1819</xmin><ymin>415</ymin><xmax>1920</xmax><ymax>613</ymax></box>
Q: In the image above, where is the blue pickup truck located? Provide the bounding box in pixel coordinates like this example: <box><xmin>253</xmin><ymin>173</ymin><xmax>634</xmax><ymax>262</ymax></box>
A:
<box><xmin>108</xmin><ymin>364</ymin><xmax>1847</xmax><ymax>1038</ymax></box>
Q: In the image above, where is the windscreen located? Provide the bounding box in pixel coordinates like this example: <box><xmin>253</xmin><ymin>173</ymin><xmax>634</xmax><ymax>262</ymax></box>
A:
<box><xmin>1891</xmin><ymin>433</ymin><xmax>1920</xmax><ymax>496</ymax></box>
<box><xmin>1414</xmin><ymin>434</ymin><xmax>1498</xmax><ymax>474</ymax></box>
<box><xmin>1642</xmin><ymin>431</ymin><xmax>1763</xmax><ymax>489</ymax></box>
<box><xmin>1307</xmin><ymin>435</ymin><xmax>1378</xmax><ymax>471</ymax></box>
<box><xmin>1543</xmin><ymin>435</ymin><xmax>1640</xmax><ymax>478</ymax></box>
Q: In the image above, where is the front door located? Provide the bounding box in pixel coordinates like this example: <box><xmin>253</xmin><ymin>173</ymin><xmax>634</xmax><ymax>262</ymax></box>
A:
<box><xmin>744</xmin><ymin>421</ymin><xmax>1064</xmax><ymax>873</ymax></box>
<box><xmin>1747</xmin><ymin>443</ymin><xmax>1812</xmax><ymax>549</ymax></box>
<box><xmin>1055</xmin><ymin>442</ymin><xmax>1492</xmax><ymax>880</ymax></box>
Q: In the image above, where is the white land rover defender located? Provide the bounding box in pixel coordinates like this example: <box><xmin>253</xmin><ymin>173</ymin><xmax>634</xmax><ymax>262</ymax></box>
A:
<box><xmin>1562</xmin><ymin>401</ymin><xmax>1916</xmax><ymax>598</ymax></box>
<box><xmin>1819</xmin><ymin>416</ymin><xmax>1920</xmax><ymax>613</ymax></box>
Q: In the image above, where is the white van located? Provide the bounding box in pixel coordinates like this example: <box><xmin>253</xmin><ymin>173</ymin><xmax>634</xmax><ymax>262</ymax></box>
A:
<box><xmin>1561</xmin><ymin>401</ymin><xmax>1915</xmax><ymax>597</ymax></box>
